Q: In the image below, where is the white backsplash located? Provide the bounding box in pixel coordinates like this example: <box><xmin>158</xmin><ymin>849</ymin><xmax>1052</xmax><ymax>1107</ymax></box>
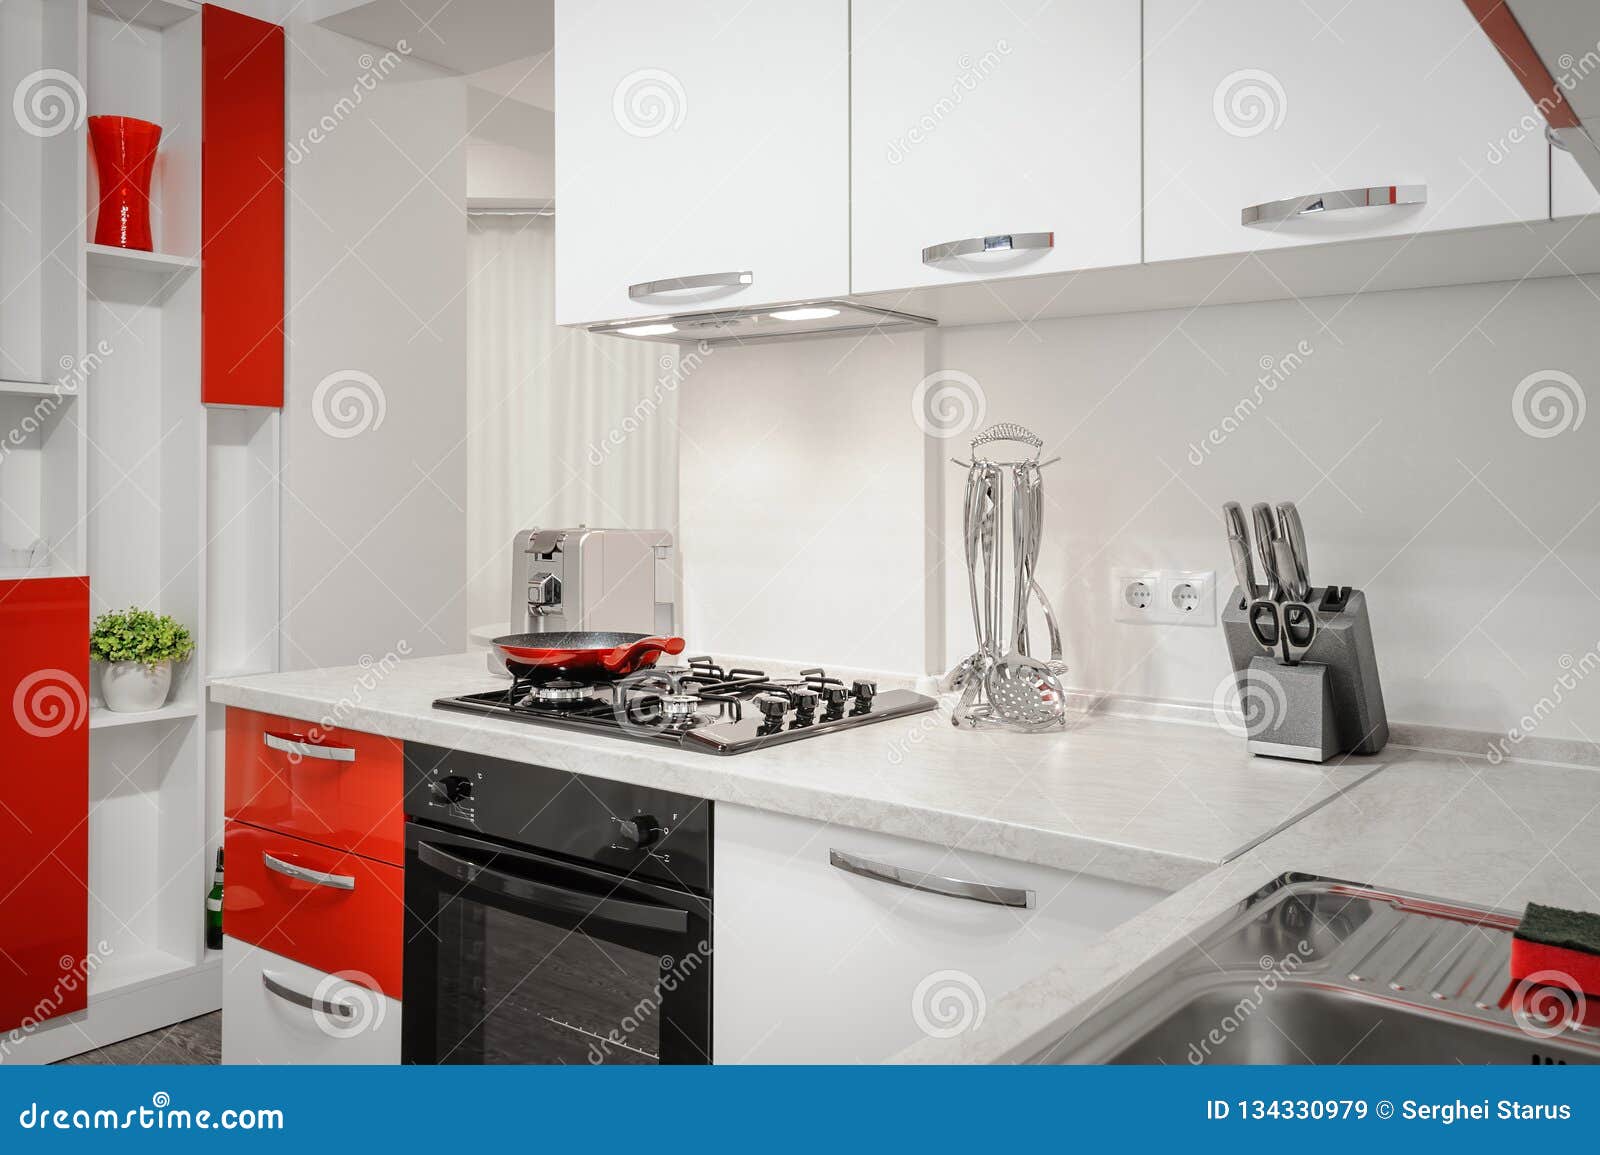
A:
<box><xmin>678</xmin><ymin>273</ymin><xmax>1600</xmax><ymax>746</ymax></box>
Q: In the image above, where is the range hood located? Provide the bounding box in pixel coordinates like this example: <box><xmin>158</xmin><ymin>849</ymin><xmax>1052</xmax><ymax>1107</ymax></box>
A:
<box><xmin>587</xmin><ymin>299</ymin><xmax>936</xmax><ymax>348</ymax></box>
<box><xmin>1466</xmin><ymin>0</ymin><xmax>1600</xmax><ymax>193</ymax></box>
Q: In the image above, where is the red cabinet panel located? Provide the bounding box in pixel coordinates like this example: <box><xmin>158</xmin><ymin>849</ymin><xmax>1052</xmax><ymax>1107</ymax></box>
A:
<box><xmin>0</xmin><ymin>577</ymin><xmax>89</xmax><ymax>1033</ymax></box>
<box><xmin>224</xmin><ymin>707</ymin><xmax>405</xmax><ymax>865</ymax></box>
<box><xmin>202</xmin><ymin>4</ymin><xmax>284</xmax><ymax>407</ymax></box>
<box><xmin>223</xmin><ymin>821</ymin><xmax>403</xmax><ymax>999</ymax></box>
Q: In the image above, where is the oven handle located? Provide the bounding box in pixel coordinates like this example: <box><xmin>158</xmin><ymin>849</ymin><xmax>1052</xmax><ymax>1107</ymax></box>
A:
<box><xmin>416</xmin><ymin>842</ymin><xmax>689</xmax><ymax>933</ymax></box>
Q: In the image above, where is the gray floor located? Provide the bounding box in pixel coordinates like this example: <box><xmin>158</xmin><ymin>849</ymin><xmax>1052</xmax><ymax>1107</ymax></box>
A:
<box><xmin>56</xmin><ymin>1011</ymin><xmax>221</xmax><ymax>1065</ymax></box>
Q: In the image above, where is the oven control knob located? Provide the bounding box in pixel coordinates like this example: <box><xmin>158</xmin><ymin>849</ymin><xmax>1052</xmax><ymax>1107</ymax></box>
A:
<box><xmin>852</xmin><ymin>679</ymin><xmax>878</xmax><ymax>703</ymax></box>
<box><xmin>820</xmin><ymin>684</ymin><xmax>849</xmax><ymax>709</ymax></box>
<box><xmin>791</xmin><ymin>688</ymin><xmax>819</xmax><ymax>715</ymax></box>
<box><xmin>756</xmin><ymin>694</ymin><xmax>789</xmax><ymax>723</ymax></box>
<box><xmin>433</xmin><ymin>775</ymin><xmax>473</xmax><ymax>805</ymax></box>
<box><xmin>617</xmin><ymin>814</ymin><xmax>663</xmax><ymax>850</ymax></box>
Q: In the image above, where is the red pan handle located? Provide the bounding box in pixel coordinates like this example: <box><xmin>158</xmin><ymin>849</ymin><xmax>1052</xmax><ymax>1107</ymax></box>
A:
<box><xmin>601</xmin><ymin>635</ymin><xmax>686</xmax><ymax>672</ymax></box>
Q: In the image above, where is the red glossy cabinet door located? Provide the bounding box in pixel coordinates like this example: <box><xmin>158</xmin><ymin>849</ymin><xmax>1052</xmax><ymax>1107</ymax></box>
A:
<box><xmin>201</xmin><ymin>4</ymin><xmax>284</xmax><ymax>407</ymax></box>
<box><xmin>0</xmin><ymin>577</ymin><xmax>89</xmax><ymax>1033</ymax></box>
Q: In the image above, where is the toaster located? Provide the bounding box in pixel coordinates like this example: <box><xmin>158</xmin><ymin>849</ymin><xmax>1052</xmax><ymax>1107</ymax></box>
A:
<box><xmin>496</xmin><ymin>527</ymin><xmax>676</xmax><ymax>672</ymax></box>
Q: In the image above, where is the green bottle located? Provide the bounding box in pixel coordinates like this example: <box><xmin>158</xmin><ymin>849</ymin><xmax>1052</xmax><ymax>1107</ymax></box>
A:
<box><xmin>205</xmin><ymin>848</ymin><xmax>224</xmax><ymax>951</ymax></box>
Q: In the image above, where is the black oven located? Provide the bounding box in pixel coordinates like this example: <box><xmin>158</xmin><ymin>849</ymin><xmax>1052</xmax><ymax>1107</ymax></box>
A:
<box><xmin>400</xmin><ymin>744</ymin><xmax>712</xmax><ymax>1065</ymax></box>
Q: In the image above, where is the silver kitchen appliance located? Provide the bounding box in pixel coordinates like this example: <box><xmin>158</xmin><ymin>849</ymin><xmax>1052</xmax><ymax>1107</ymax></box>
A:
<box><xmin>496</xmin><ymin>527</ymin><xmax>676</xmax><ymax>673</ymax></box>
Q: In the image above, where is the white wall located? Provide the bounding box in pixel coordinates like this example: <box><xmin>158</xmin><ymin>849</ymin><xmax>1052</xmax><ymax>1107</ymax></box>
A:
<box><xmin>677</xmin><ymin>274</ymin><xmax>1600</xmax><ymax>741</ymax></box>
<box><xmin>281</xmin><ymin>20</ymin><xmax>468</xmax><ymax>668</ymax></box>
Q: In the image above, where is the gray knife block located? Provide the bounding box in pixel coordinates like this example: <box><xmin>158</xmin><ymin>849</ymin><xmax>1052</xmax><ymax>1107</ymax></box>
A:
<box><xmin>1220</xmin><ymin>585</ymin><xmax>1388</xmax><ymax>761</ymax></box>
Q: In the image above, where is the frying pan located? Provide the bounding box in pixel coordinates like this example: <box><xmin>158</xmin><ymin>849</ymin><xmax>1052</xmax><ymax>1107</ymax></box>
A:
<box><xmin>491</xmin><ymin>631</ymin><xmax>685</xmax><ymax>676</ymax></box>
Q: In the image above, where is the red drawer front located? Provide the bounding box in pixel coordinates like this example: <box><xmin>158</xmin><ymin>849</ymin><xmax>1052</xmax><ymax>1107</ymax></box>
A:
<box><xmin>0</xmin><ymin>577</ymin><xmax>90</xmax><ymax>1033</ymax></box>
<box><xmin>201</xmin><ymin>3</ymin><xmax>284</xmax><ymax>407</ymax></box>
<box><xmin>223</xmin><ymin>821</ymin><xmax>402</xmax><ymax>999</ymax></box>
<box><xmin>224</xmin><ymin>707</ymin><xmax>404</xmax><ymax>865</ymax></box>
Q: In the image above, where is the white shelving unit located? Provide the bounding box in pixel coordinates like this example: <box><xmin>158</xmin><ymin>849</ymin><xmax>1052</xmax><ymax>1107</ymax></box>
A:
<box><xmin>0</xmin><ymin>0</ymin><xmax>280</xmax><ymax>1064</ymax></box>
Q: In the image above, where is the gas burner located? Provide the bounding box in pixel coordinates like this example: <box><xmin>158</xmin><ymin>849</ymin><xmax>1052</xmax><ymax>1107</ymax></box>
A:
<box><xmin>526</xmin><ymin>679</ymin><xmax>590</xmax><ymax>705</ymax></box>
<box><xmin>657</xmin><ymin>692</ymin><xmax>702</xmax><ymax>721</ymax></box>
<box><xmin>436</xmin><ymin>658</ymin><xmax>936</xmax><ymax>755</ymax></box>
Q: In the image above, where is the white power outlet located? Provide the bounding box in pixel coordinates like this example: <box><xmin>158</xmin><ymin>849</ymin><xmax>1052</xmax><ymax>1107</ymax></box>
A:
<box><xmin>1112</xmin><ymin>570</ymin><xmax>1164</xmax><ymax>623</ymax></box>
<box><xmin>1113</xmin><ymin>569</ymin><xmax>1217</xmax><ymax>625</ymax></box>
<box><xmin>1163</xmin><ymin>570</ymin><xmax>1216</xmax><ymax>627</ymax></box>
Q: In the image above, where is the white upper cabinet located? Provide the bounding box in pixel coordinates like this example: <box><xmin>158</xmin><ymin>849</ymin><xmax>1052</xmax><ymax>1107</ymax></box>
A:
<box><xmin>554</xmin><ymin>0</ymin><xmax>849</xmax><ymax>327</ymax></box>
<box><xmin>850</xmin><ymin>0</ymin><xmax>1141</xmax><ymax>295</ymax></box>
<box><xmin>1144</xmin><ymin>0</ymin><xmax>1550</xmax><ymax>263</ymax></box>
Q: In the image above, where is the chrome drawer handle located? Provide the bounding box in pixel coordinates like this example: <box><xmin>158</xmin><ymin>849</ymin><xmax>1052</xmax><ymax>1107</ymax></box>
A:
<box><xmin>263</xmin><ymin>731</ymin><xmax>355</xmax><ymax>762</ymax></box>
<box><xmin>829</xmin><ymin>848</ymin><xmax>1034</xmax><ymax>909</ymax></box>
<box><xmin>1241</xmin><ymin>184</ymin><xmax>1426</xmax><ymax>226</ymax></box>
<box><xmin>628</xmin><ymin>270</ymin><xmax>753</xmax><ymax>299</ymax></box>
<box><xmin>261</xmin><ymin>971</ymin><xmax>356</xmax><ymax>1019</ymax></box>
<box><xmin>921</xmin><ymin>231</ymin><xmax>1053</xmax><ymax>265</ymax></box>
<box><xmin>262</xmin><ymin>852</ymin><xmax>355</xmax><ymax>891</ymax></box>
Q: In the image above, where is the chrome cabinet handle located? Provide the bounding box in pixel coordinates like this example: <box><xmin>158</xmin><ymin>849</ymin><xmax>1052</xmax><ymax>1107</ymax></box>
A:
<box><xmin>262</xmin><ymin>852</ymin><xmax>355</xmax><ymax>891</ymax></box>
<box><xmin>263</xmin><ymin>731</ymin><xmax>355</xmax><ymax>762</ymax></box>
<box><xmin>921</xmin><ymin>231</ymin><xmax>1054</xmax><ymax>265</ymax></box>
<box><xmin>261</xmin><ymin>970</ymin><xmax>356</xmax><ymax>1019</ymax></box>
<box><xmin>1241</xmin><ymin>184</ymin><xmax>1426</xmax><ymax>226</ymax></box>
<box><xmin>829</xmin><ymin>848</ymin><xmax>1035</xmax><ymax>909</ymax></box>
<box><xmin>627</xmin><ymin>270</ymin><xmax>753</xmax><ymax>299</ymax></box>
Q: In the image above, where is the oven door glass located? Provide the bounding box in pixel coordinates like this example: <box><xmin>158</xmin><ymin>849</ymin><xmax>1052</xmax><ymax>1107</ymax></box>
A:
<box><xmin>403</xmin><ymin>825</ymin><xmax>711</xmax><ymax>1065</ymax></box>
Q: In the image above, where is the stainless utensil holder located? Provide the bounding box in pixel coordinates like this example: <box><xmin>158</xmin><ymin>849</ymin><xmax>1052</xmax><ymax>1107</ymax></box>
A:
<box><xmin>1220</xmin><ymin>584</ymin><xmax>1388</xmax><ymax>761</ymax></box>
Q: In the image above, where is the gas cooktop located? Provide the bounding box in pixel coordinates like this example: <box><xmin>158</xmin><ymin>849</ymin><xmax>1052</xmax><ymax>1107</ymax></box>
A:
<box><xmin>433</xmin><ymin>656</ymin><xmax>939</xmax><ymax>755</ymax></box>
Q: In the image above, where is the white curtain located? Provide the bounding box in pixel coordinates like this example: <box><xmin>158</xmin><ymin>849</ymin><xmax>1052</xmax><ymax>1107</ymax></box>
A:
<box><xmin>466</xmin><ymin>214</ymin><xmax>678</xmax><ymax>633</ymax></box>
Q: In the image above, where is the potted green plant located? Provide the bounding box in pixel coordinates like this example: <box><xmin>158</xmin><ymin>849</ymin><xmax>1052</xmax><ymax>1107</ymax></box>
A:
<box><xmin>90</xmin><ymin>607</ymin><xmax>194</xmax><ymax>713</ymax></box>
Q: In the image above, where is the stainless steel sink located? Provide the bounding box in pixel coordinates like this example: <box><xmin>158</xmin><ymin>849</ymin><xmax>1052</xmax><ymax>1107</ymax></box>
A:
<box><xmin>1041</xmin><ymin>874</ymin><xmax>1600</xmax><ymax>1065</ymax></box>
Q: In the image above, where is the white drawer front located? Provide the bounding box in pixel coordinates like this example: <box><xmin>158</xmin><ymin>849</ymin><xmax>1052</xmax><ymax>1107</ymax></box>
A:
<box><xmin>222</xmin><ymin>938</ymin><xmax>400</xmax><ymax>1065</ymax></box>
<box><xmin>712</xmin><ymin>804</ymin><xmax>1167</xmax><ymax>1063</ymax></box>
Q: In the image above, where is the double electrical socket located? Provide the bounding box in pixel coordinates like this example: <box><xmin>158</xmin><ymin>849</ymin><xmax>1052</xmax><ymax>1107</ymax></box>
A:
<box><xmin>1112</xmin><ymin>569</ymin><xmax>1217</xmax><ymax>626</ymax></box>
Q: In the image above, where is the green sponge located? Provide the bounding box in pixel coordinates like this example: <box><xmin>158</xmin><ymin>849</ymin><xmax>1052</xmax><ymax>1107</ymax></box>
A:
<box><xmin>1515</xmin><ymin>902</ymin><xmax>1600</xmax><ymax>952</ymax></box>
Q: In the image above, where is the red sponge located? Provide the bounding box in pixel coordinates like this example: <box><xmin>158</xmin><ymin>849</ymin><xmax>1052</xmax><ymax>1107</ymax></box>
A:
<box><xmin>1509</xmin><ymin>902</ymin><xmax>1600</xmax><ymax>998</ymax></box>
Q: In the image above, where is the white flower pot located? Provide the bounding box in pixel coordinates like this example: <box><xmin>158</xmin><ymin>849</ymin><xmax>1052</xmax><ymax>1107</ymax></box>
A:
<box><xmin>101</xmin><ymin>660</ymin><xmax>173</xmax><ymax>713</ymax></box>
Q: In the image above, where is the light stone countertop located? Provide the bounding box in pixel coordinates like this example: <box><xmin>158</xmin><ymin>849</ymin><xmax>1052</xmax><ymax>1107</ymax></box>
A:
<box><xmin>210</xmin><ymin>651</ymin><xmax>1386</xmax><ymax>891</ymax></box>
<box><xmin>895</xmin><ymin>750</ymin><xmax>1600</xmax><ymax>1063</ymax></box>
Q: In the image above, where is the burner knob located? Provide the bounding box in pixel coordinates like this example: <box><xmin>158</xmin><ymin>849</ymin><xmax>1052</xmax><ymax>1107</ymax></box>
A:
<box><xmin>617</xmin><ymin>814</ymin><xmax>663</xmax><ymax>850</ymax></box>
<box><xmin>852</xmin><ymin>679</ymin><xmax>878</xmax><ymax>703</ymax></box>
<box><xmin>432</xmin><ymin>775</ymin><xmax>473</xmax><ymax>805</ymax></box>
<box><xmin>756</xmin><ymin>694</ymin><xmax>790</xmax><ymax>723</ymax></box>
<box><xmin>820</xmin><ymin>684</ymin><xmax>849</xmax><ymax>709</ymax></box>
<box><xmin>791</xmin><ymin>688</ymin><xmax>819</xmax><ymax>715</ymax></box>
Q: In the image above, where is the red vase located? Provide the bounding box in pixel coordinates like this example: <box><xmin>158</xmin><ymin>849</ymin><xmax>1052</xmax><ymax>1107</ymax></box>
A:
<box><xmin>88</xmin><ymin>116</ymin><xmax>162</xmax><ymax>251</ymax></box>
